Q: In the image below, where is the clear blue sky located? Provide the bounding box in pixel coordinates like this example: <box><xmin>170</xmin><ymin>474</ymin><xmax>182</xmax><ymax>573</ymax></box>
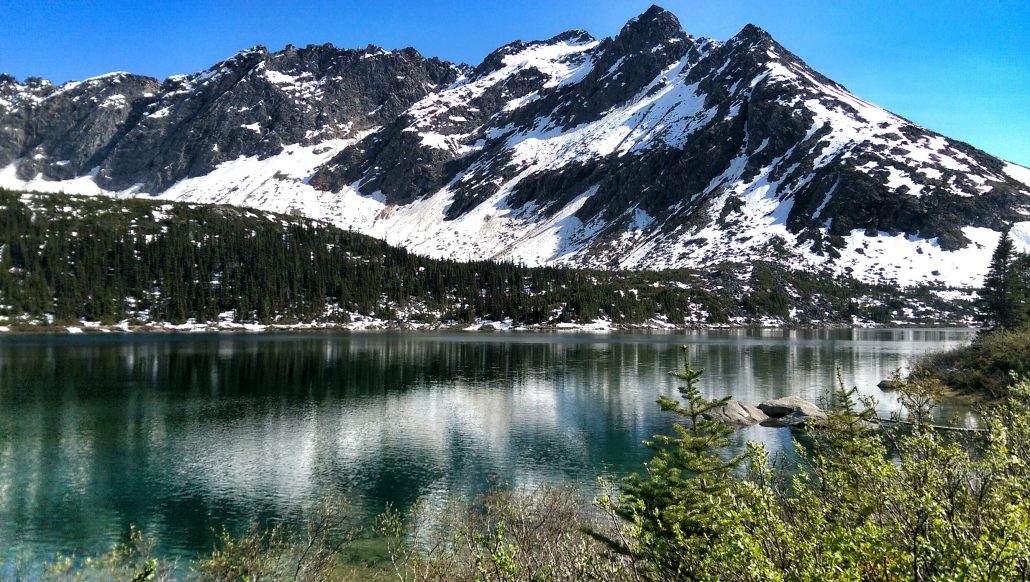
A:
<box><xmin>2</xmin><ymin>0</ymin><xmax>1027</xmax><ymax>166</ymax></box>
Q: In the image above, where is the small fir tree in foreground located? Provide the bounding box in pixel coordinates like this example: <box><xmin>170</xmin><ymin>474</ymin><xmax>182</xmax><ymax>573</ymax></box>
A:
<box><xmin>597</xmin><ymin>345</ymin><xmax>744</xmax><ymax>580</ymax></box>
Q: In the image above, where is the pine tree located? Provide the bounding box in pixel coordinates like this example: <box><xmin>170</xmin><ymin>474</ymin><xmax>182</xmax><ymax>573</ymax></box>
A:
<box><xmin>598</xmin><ymin>345</ymin><xmax>744</xmax><ymax>580</ymax></box>
<box><xmin>1014</xmin><ymin>253</ymin><xmax>1030</xmax><ymax>327</ymax></box>
<box><xmin>980</xmin><ymin>228</ymin><xmax>1029</xmax><ymax>329</ymax></box>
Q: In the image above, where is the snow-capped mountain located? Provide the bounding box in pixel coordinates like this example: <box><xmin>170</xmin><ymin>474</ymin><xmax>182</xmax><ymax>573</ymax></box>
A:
<box><xmin>2</xmin><ymin>5</ymin><xmax>1028</xmax><ymax>287</ymax></box>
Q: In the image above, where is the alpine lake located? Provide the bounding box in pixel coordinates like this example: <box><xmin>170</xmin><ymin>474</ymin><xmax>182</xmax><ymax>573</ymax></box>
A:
<box><xmin>0</xmin><ymin>328</ymin><xmax>976</xmax><ymax>566</ymax></box>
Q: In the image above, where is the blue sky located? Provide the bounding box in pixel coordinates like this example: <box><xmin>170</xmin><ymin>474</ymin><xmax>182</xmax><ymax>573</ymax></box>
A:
<box><xmin>2</xmin><ymin>0</ymin><xmax>1027</xmax><ymax>165</ymax></box>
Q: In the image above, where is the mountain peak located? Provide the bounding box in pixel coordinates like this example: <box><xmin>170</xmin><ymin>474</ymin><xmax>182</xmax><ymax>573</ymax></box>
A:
<box><xmin>635</xmin><ymin>4</ymin><xmax>675</xmax><ymax>21</ymax></box>
<box><xmin>546</xmin><ymin>29</ymin><xmax>595</xmax><ymax>45</ymax></box>
<box><xmin>227</xmin><ymin>45</ymin><xmax>269</xmax><ymax>63</ymax></box>
<box><xmin>732</xmin><ymin>23</ymin><xmax>774</xmax><ymax>46</ymax></box>
<box><xmin>472</xmin><ymin>28</ymin><xmax>594</xmax><ymax>77</ymax></box>
<box><xmin>617</xmin><ymin>4</ymin><xmax>687</xmax><ymax>48</ymax></box>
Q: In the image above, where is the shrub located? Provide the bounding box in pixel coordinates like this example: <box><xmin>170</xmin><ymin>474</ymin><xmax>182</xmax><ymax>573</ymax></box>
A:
<box><xmin>914</xmin><ymin>324</ymin><xmax>1030</xmax><ymax>397</ymax></box>
<box><xmin>377</xmin><ymin>485</ymin><xmax>633</xmax><ymax>582</ymax></box>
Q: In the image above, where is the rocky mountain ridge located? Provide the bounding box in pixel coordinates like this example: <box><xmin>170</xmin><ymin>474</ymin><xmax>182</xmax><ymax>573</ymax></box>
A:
<box><xmin>2</xmin><ymin>5</ymin><xmax>1028</xmax><ymax>288</ymax></box>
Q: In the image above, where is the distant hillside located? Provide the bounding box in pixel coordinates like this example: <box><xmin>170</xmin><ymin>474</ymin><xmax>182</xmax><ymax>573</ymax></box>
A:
<box><xmin>0</xmin><ymin>190</ymin><xmax>974</xmax><ymax>330</ymax></box>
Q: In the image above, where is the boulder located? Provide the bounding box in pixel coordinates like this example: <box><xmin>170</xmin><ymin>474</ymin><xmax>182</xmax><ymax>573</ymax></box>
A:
<box><xmin>702</xmin><ymin>401</ymin><xmax>769</xmax><ymax>427</ymax></box>
<box><xmin>758</xmin><ymin>396</ymin><xmax>824</xmax><ymax>419</ymax></box>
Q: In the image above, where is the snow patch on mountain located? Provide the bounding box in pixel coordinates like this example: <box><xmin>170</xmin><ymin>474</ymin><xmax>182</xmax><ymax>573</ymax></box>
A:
<box><xmin>1005</xmin><ymin>163</ymin><xmax>1030</xmax><ymax>187</ymax></box>
<box><xmin>832</xmin><ymin>227</ymin><xmax>1006</xmax><ymax>288</ymax></box>
<box><xmin>404</xmin><ymin>37</ymin><xmax>599</xmax><ymax>146</ymax></box>
<box><xmin>0</xmin><ymin>163</ymin><xmax>106</xmax><ymax>196</ymax></box>
<box><xmin>501</xmin><ymin>55</ymin><xmax>714</xmax><ymax>171</ymax></box>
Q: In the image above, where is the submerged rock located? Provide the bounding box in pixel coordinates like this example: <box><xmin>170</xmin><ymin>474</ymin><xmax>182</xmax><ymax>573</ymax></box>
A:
<box><xmin>702</xmin><ymin>401</ymin><xmax>769</xmax><ymax>427</ymax></box>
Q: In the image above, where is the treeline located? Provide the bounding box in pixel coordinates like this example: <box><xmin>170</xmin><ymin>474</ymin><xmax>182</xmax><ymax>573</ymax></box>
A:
<box><xmin>0</xmin><ymin>189</ymin><xmax>960</xmax><ymax>327</ymax></box>
<box><xmin>0</xmin><ymin>190</ymin><xmax>723</xmax><ymax>325</ymax></box>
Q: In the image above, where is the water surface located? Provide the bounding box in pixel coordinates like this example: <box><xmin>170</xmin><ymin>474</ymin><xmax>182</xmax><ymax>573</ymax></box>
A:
<box><xmin>0</xmin><ymin>328</ymin><xmax>974</xmax><ymax>563</ymax></box>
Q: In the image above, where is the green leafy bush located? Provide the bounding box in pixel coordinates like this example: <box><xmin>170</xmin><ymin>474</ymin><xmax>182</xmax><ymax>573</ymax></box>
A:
<box><xmin>915</xmin><ymin>324</ymin><xmax>1030</xmax><ymax>397</ymax></box>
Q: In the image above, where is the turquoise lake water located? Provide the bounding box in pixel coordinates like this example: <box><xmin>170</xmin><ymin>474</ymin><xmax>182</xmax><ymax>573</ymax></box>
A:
<box><xmin>0</xmin><ymin>328</ymin><xmax>975</xmax><ymax>563</ymax></box>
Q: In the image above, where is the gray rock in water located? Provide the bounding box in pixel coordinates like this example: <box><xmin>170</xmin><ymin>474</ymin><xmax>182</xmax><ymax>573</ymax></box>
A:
<box><xmin>758</xmin><ymin>396</ymin><xmax>825</xmax><ymax>419</ymax></box>
<box><xmin>702</xmin><ymin>400</ymin><xmax>769</xmax><ymax>427</ymax></box>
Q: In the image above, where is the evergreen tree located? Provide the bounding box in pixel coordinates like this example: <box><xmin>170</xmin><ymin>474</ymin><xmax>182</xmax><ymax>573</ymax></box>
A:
<box><xmin>979</xmin><ymin>227</ymin><xmax>1029</xmax><ymax>329</ymax></box>
<box><xmin>597</xmin><ymin>346</ymin><xmax>744</xmax><ymax>580</ymax></box>
<box><xmin>1013</xmin><ymin>252</ymin><xmax>1030</xmax><ymax>327</ymax></box>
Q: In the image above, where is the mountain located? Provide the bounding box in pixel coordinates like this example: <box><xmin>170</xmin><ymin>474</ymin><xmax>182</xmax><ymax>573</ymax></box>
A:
<box><xmin>2</xmin><ymin>5</ymin><xmax>1028</xmax><ymax>288</ymax></box>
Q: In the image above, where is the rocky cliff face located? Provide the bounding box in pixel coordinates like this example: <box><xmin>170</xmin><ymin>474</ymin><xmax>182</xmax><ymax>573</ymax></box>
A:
<box><xmin>2</xmin><ymin>5</ymin><xmax>1028</xmax><ymax>287</ymax></box>
<box><xmin>1</xmin><ymin>45</ymin><xmax>460</xmax><ymax>192</ymax></box>
<box><xmin>0</xmin><ymin>72</ymin><xmax>160</xmax><ymax>180</ymax></box>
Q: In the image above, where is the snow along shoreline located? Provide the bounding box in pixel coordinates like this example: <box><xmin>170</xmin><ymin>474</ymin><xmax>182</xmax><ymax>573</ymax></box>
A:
<box><xmin>0</xmin><ymin>315</ymin><xmax>977</xmax><ymax>337</ymax></box>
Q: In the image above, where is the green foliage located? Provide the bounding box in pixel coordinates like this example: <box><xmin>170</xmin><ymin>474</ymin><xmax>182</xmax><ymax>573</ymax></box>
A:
<box><xmin>30</xmin><ymin>526</ymin><xmax>175</xmax><ymax>581</ymax></box>
<box><xmin>23</xmin><ymin>498</ymin><xmax>369</xmax><ymax>581</ymax></box>
<box><xmin>197</xmin><ymin>523</ymin><xmax>294</xmax><ymax>581</ymax></box>
<box><xmin>377</xmin><ymin>485</ymin><xmax>632</xmax><ymax>582</ymax></box>
<box><xmin>742</xmin><ymin>265</ymin><xmax>791</xmax><ymax>318</ymax></box>
<box><xmin>0</xmin><ymin>190</ymin><xmax>757</xmax><ymax>327</ymax></box>
<box><xmin>196</xmin><ymin>497</ymin><xmax>355</xmax><ymax>581</ymax></box>
<box><xmin>593</xmin><ymin>357</ymin><xmax>1030</xmax><ymax>580</ymax></box>
<box><xmin>0</xmin><ymin>189</ymin><xmax>970</xmax><ymax>329</ymax></box>
<box><xmin>914</xmin><ymin>323</ymin><xmax>1030</xmax><ymax>398</ymax></box>
<box><xmin>735</xmin><ymin>376</ymin><xmax>1030</xmax><ymax>580</ymax></box>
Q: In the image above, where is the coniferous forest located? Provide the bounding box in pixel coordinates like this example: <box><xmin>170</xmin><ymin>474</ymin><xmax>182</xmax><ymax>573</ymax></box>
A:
<box><xmin>0</xmin><ymin>189</ymin><xmax>974</xmax><ymax>328</ymax></box>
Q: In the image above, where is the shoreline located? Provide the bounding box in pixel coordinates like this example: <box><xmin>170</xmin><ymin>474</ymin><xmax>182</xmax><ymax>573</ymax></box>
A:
<box><xmin>0</xmin><ymin>319</ymin><xmax>979</xmax><ymax>336</ymax></box>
